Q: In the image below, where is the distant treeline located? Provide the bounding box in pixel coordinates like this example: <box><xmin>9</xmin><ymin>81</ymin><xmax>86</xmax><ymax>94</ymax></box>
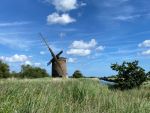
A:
<box><xmin>0</xmin><ymin>60</ymin><xmax>85</xmax><ymax>79</ymax></box>
<box><xmin>0</xmin><ymin>60</ymin><xmax>150</xmax><ymax>90</ymax></box>
<box><xmin>0</xmin><ymin>60</ymin><xmax>49</xmax><ymax>78</ymax></box>
<box><xmin>0</xmin><ymin>60</ymin><xmax>150</xmax><ymax>79</ymax></box>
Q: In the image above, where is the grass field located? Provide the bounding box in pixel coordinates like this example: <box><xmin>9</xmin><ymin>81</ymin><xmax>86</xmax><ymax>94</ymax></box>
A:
<box><xmin>0</xmin><ymin>78</ymin><xmax>150</xmax><ymax>113</ymax></box>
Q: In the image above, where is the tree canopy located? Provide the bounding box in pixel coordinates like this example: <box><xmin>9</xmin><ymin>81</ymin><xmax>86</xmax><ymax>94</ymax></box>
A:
<box><xmin>72</xmin><ymin>70</ymin><xmax>84</xmax><ymax>78</ymax></box>
<box><xmin>111</xmin><ymin>60</ymin><xmax>147</xmax><ymax>90</ymax></box>
<box><xmin>20</xmin><ymin>65</ymin><xmax>49</xmax><ymax>78</ymax></box>
<box><xmin>0</xmin><ymin>60</ymin><xmax>10</xmax><ymax>78</ymax></box>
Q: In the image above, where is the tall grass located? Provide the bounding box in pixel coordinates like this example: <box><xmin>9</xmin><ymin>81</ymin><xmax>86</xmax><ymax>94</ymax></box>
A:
<box><xmin>0</xmin><ymin>78</ymin><xmax>150</xmax><ymax>113</ymax></box>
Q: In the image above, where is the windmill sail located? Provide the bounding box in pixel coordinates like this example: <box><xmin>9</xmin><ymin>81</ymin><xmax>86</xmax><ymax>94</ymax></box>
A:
<box><xmin>39</xmin><ymin>33</ymin><xmax>57</xmax><ymax>61</ymax></box>
<box><xmin>47</xmin><ymin>50</ymin><xmax>63</xmax><ymax>66</ymax></box>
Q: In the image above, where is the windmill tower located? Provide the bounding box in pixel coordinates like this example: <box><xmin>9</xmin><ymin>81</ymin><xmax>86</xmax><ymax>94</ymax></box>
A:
<box><xmin>40</xmin><ymin>34</ymin><xmax>67</xmax><ymax>78</ymax></box>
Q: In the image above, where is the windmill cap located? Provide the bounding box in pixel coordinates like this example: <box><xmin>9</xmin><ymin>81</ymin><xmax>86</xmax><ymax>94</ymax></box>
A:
<box><xmin>59</xmin><ymin>57</ymin><xmax>67</xmax><ymax>60</ymax></box>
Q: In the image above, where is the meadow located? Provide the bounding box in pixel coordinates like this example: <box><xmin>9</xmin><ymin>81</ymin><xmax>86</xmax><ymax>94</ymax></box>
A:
<box><xmin>0</xmin><ymin>78</ymin><xmax>150</xmax><ymax>113</ymax></box>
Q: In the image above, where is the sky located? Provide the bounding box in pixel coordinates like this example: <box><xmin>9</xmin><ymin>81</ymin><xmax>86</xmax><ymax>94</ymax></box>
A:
<box><xmin>0</xmin><ymin>0</ymin><xmax>150</xmax><ymax>77</ymax></box>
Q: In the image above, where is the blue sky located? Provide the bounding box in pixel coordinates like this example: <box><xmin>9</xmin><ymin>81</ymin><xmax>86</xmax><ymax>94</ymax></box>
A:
<box><xmin>0</xmin><ymin>0</ymin><xmax>150</xmax><ymax>76</ymax></box>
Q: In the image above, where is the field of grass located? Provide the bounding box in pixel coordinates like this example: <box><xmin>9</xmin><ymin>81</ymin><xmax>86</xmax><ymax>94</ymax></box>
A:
<box><xmin>0</xmin><ymin>78</ymin><xmax>150</xmax><ymax>113</ymax></box>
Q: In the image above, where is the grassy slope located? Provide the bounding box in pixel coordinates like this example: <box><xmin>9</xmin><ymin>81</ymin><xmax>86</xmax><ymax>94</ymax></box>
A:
<box><xmin>0</xmin><ymin>78</ymin><xmax>150</xmax><ymax>113</ymax></box>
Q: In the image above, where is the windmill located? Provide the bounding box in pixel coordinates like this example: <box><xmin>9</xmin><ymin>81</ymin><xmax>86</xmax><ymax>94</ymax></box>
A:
<box><xmin>40</xmin><ymin>33</ymin><xmax>67</xmax><ymax>78</ymax></box>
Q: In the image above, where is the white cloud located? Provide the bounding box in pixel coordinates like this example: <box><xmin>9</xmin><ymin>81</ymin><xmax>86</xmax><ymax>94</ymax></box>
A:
<box><xmin>34</xmin><ymin>63</ymin><xmax>41</xmax><ymax>66</ymax></box>
<box><xmin>52</xmin><ymin>0</ymin><xmax>78</xmax><ymax>12</ymax></box>
<box><xmin>25</xmin><ymin>61</ymin><xmax>32</xmax><ymax>65</ymax></box>
<box><xmin>71</xmin><ymin>39</ymin><xmax>97</xmax><ymax>49</ymax></box>
<box><xmin>45</xmin><ymin>0</ymin><xmax>86</xmax><ymax>12</ymax></box>
<box><xmin>67</xmin><ymin>39</ymin><xmax>104</xmax><ymax>56</ymax></box>
<box><xmin>67</xmin><ymin>49</ymin><xmax>91</xmax><ymax>56</ymax></box>
<box><xmin>103</xmin><ymin>0</ymin><xmax>129</xmax><ymax>7</ymax></box>
<box><xmin>0</xmin><ymin>21</ymin><xmax>30</xmax><ymax>27</ymax></box>
<box><xmin>47</xmin><ymin>13</ymin><xmax>76</xmax><ymax>25</ymax></box>
<box><xmin>45</xmin><ymin>0</ymin><xmax>86</xmax><ymax>25</ymax></box>
<box><xmin>0</xmin><ymin>54</ymin><xmax>29</xmax><ymax>63</ymax></box>
<box><xmin>68</xmin><ymin>58</ymin><xmax>77</xmax><ymax>63</ymax></box>
<box><xmin>138</xmin><ymin>40</ymin><xmax>150</xmax><ymax>47</ymax></box>
<box><xmin>114</xmin><ymin>15</ymin><xmax>141</xmax><ymax>21</ymax></box>
<box><xmin>40</xmin><ymin>51</ymin><xmax>46</xmax><ymax>55</ymax></box>
<box><xmin>98</xmin><ymin>0</ymin><xmax>146</xmax><ymax>25</ymax></box>
<box><xmin>24</xmin><ymin>62</ymin><xmax>42</xmax><ymax>67</ymax></box>
<box><xmin>96</xmin><ymin>46</ymin><xmax>105</xmax><ymax>51</ymax></box>
<box><xmin>0</xmin><ymin>37</ymin><xmax>31</xmax><ymax>49</ymax></box>
<box><xmin>138</xmin><ymin>40</ymin><xmax>150</xmax><ymax>56</ymax></box>
<box><xmin>141</xmin><ymin>49</ymin><xmax>150</xmax><ymax>55</ymax></box>
<box><xmin>80</xmin><ymin>2</ymin><xmax>87</xmax><ymax>7</ymax></box>
<box><xmin>0</xmin><ymin>54</ymin><xmax>43</xmax><ymax>66</ymax></box>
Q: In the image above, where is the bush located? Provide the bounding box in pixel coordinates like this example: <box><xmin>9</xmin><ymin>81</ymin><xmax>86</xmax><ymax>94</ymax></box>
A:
<box><xmin>0</xmin><ymin>60</ymin><xmax>10</xmax><ymax>78</ymax></box>
<box><xmin>20</xmin><ymin>65</ymin><xmax>49</xmax><ymax>78</ymax></box>
<box><xmin>111</xmin><ymin>60</ymin><xmax>147</xmax><ymax>90</ymax></box>
<box><xmin>72</xmin><ymin>70</ymin><xmax>84</xmax><ymax>78</ymax></box>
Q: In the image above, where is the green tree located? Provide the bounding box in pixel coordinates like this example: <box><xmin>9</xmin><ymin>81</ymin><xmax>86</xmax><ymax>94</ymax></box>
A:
<box><xmin>0</xmin><ymin>60</ymin><xmax>10</xmax><ymax>78</ymax></box>
<box><xmin>111</xmin><ymin>60</ymin><xmax>146</xmax><ymax>90</ymax></box>
<box><xmin>72</xmin><ymin>70</ymin><xmax>84</xmax><ymax>78</ymax></box>
<box><xmin>146</xmin><ymin>71</ymin><xmax>150</xmax><ymax>80</ymax></box>
<box><xmin>20</xmin><ymin>65</ymin><xmax>49</xmax><ymax>78</ymax></box>
<box><xmin>146</xmin><ymin>71</ymin><xmax>150</xmax><ymax>77</ymax></box>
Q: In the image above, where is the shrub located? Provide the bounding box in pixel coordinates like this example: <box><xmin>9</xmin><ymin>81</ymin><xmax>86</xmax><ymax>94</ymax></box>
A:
<box><xmin>111</xmin><ymin>60</ymin><xmax>147</xmax><ymax>90</ymax></box>
<box><xmin>0</xmin><ymin>60</ymin><xmax>10</xmax><ymax>78</ymax></box>
<box><xmin>20</xmin><ymin>65</ymin><xmax>49</xmax><ymax>78</ymax></box>
<box><xmin>72</xmin><ymin>70</ymin><xmax>84</xmax><ymax>78</ymax></box>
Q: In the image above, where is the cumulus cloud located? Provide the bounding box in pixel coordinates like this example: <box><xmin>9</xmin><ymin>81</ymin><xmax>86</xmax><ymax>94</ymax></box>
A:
<box><xmin>45</xmin><ymin>0</ymin><xmax>86</xmax><ymax>12</ymax></box>
<box><xmin>67</xmin><ymin>49</ymin><xmax>91</xmax><ymax>56</ymax></box>
<box><xmin>138</xmin><ymin>40</ymin><xmax>150</xmax><ymax>47</ymax></box>
<box><xmin>52</xmin><ymin>0</ymin><xmax>78</xmax><ymax>12</ymax></box>
<box><xmin>0</xmin><ymin>54</ymin><xmax>29</xmax><ymax>63</ymax></box>
<box><xmin>67</xmin><ymin>39</ymin><xmax>104</xmax><ymax>56</ymax></box>
<box><xmin>0</xmin><ymin>54</ymin><xmax>43</xmax><ymax>67</ymax></box>
<box><xmin>141</xmin><ymin>50</ymin><xmax>150</xmax><ymax>55</ymax></box>
<box><xmin>68</xmin><ymin>58</ymin><xmax>77</xmax><ymax>63</ymax></box>
<box><xmin>45</xmin><ymin>0</ymin><xmax>86</xmax><ymax>25</ymax></box>
<box><xmin>138</xmin><ymin>40</ymin><xmax>150</xmax><ymax>56</ymax></box>
<box><xmin>25</xmin><ymin>61</ymin><xmax>32</xmax><ymax>65</ymax></box>
<box><xmin>71</xmin><ymin>39</ymin><xmax>97</xmax><ymax>49</ymax></box>
<box><xmin>47</xmin><ymin>13</ymin><xmax>76</xmax><ymax>25</ymax></box>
